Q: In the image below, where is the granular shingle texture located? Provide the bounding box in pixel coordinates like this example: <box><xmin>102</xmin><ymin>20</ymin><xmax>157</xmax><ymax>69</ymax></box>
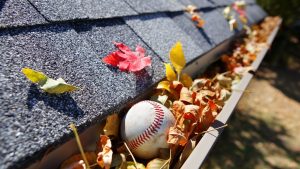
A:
<box><xmin>246</xmin><ymin>4</ymin><xmax>268</xmax><ymax>25</ymax></box>
<box><xmin>124</xmin><ymin>0</ymin><xmax>184</xmax><ymax>13</ymax></box>
<box><xmin>125</xmin><ymin>13</ymin><xmax>204</xmax><ymax>63</ymax></box>
<box><xmin>201</xmin><ymin>9</ymin><xmax>234</xmax><ymax>44</ymax></box>
<box><xmin>0</xmin><ymin>0</ymin><xmax>46</xmax><ymax>28</ymax></box>
<box><xmin>177</xmin><ymin>0</ymin><xmax>214</xmax><ymax>8</ymax></box>
<box><xmin>169</xmin><ymin>12</ymin><xmax>214</xmax><ymax>52</ymax></box>
<box><xmin>28</xmin><ymin>0</ymin><xmax>137</xmax><ymax>21</ymax></box>
<box><xmin>0</xmin><ymin>1</ymin><xmax>268</xmax><ymax>168</ymax></box>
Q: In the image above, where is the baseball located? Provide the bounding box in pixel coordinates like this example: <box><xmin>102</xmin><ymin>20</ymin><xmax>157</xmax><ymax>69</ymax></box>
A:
<box><xmin>121</xmin><ymin>100</ymin><xmax>175</xmax><ymax>159</ymax></box>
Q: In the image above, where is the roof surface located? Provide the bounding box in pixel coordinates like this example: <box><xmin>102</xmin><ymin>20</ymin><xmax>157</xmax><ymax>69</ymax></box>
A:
<box><xmin>0</xmin><ymin>0</ymin><xmax>267</xmax><ymax>168</ymax></box>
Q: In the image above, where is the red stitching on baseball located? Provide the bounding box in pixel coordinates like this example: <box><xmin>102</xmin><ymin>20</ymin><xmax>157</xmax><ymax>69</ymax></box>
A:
<box><xmin>126</xmin><ymin>101</ymin><xmax>165</xmax><ymax>150</ymax></box>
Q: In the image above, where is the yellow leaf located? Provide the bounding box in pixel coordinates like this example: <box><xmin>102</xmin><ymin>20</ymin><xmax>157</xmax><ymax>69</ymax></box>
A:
<box><xmin>40</xmin><ymin>78</ymin><xmax>79</xmax><ymax>94</ymax></box>
<box><xmin>180</xmin><ymin>73</ymin><xmax>193</xmax><ymax>88</ymax></box>
<box><xmin>22</xmin><ymin>67</ymin><xmax>48</xmax><ymax>85</ymax></box>
<box><xmin>156</xmin><ymin>81</ymin><xmax>171</xmax><ymax>92</ymax></box>
<box><xmin>164</xmin><ymin>63</ymin><xmax>176</xmax><ymax>81</ymax></box>
<box><xmin>169</xmin><ymin>42</ymin><xmax>186</xmax><ymax>75</ymax></box>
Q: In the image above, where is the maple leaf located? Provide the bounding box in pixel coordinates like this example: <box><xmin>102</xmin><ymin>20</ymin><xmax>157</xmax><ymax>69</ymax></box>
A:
<box><xmin>102</xmin><ymin>42</ymin><xmax>151</xmax><ymax>72</ymax></box>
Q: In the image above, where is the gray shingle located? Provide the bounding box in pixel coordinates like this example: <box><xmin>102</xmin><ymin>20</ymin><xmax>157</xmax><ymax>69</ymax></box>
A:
<box><xmin>246</xmin><ymin>4</ymin><xmax>267</xmax><ymax>25</ymax></box>
<box><xmin>0</xmin><ymin>0</ymin><xmax>47</xmax><ymax>28</ymax></box>
<box><xmin>0</xmin><ymin>20</ymin><xmax>164</xmax><ymax>168</ymax></box>
<box><xmin>169</xmin><ymin>12</ymin><xmax>214</xmax><ymax>52</ymax></box>
<box><xmin>201</xmin><ymin>9</ymin><xmax>234</xmax><ymax>44</ymax></box>
<box><xmin>124</xmin><ymin>0</ymin><xmax>184</xmax><ymax>13</ymax></box>
<box><xmin>177</xmin><ymin>0</ymin><xmax>214</xmax><ymax>8</ymax></box>
<box><xmin>124</xmin><ymin>13</ymin><xmax>204</xmax><ymax>63</ymax></box>
<box><xmin>211</xmin><ymin>0</ymin><xmax>234</xmax><ymax>6</ymax></box>
<box><xmin>28</xmin><ymin>0</ymin><xmax>137</xmax><ymax>21</ymax></box>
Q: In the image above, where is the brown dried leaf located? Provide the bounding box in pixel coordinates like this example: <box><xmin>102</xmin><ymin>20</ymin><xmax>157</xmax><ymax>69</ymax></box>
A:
<box><xmin>173</xmin><ymin>136</ymin><xmax>197</xmax><ymax>169</ymax></box>
<box><xmin>97</xmin><ymin>135</ymin><xmax>113</xmax><ymax>169</ymax></box>
<box><xmin>170</xmin><ymin>80</ymin><xmax>183</xmax><ymax>92</ymax></box>
<box><xmin>167</xmin><ymin>126</ymin><xmax>188</xmax><ymax>146</ymax></box>
<box><xmin>183</xmin><ymin>105</ymin><xmax>199</xmax><ymax>122</ymax></box>
<box><xmin>172</xmin><ymin>100</ymin><xmax>185</xmax><ymax>119</ymax></box>
<box><xmin>60</xmin><ymin>152</ymin><xmax>97</xmax><ymax>169</ymax></box>
<box><xmin>104</xmin><ymin>114</ymin><xmax>120</xmax><ymax>138</ymax></box>
<box><xmin>179</xmin><ymin>87</ymin><xmax>193</xmax><ymax>104</ymax></box>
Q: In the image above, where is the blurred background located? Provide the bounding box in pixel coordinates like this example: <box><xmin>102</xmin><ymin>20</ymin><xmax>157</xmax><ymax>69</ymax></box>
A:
<box><xmin>202</xmin><ymin>0</ymin><xmax>300</xmax><ymax>168</ymax></box>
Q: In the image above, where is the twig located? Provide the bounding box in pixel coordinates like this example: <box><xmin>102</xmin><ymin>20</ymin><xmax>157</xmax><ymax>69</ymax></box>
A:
<box><xmin>70</xmin><ymin>123</ymin><xmax>91</xmax><ymax>169</ymax></box>
<box><xmin>89</xmin><ymin>163</ymin><xmax>98</xmax><ymax>168</ymax></box>
<box><xmin>200</xmin><ymin>124</ymin><xmax>228</xmax><ymax>135</ymax></box>
<box><xmin>159</xmin><ymin>159</ymin><xmax>170</xmax><ymax>169</ymax></box>
<box><xmin>124</xmin><ymin>142</ymin><xmax>138</xmax><ymax>169</ymax></box>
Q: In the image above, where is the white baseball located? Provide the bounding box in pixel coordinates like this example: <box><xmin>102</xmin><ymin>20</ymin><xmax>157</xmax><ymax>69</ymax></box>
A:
<box><xmin>121</xmin><ymin>100</ymin><xmax>175</xmax><ymax>159</ymax></box>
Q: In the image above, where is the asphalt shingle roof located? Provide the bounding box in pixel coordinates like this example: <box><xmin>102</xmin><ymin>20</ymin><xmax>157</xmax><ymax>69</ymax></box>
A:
<box><xmin>0</xmin><ymin>0</ymin><xmax>267</xmax><ymax>168</ymax></box>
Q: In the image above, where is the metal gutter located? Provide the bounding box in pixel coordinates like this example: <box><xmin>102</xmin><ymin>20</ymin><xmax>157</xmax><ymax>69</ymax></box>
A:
<box><xmin>181</xmin><ymin>19</ymin><xmax>282</xmax><ymax>169</ymax></box>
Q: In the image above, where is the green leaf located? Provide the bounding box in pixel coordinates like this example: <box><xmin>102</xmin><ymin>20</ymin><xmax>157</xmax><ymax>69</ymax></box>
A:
<box><xmin>169</xmin><ymin>42</ymin><xmax>186</xmax><ymax>75</ymax></box>
<box><xmin>127</xmin><ymin>162</ymin><xmax>145</xmax><ymax>169</ymax></box>
<box><xmin>22</xmin><ymin>67</ymin><xmax>48</xmax><ymax>85</ymax></box>
<box><xmin>40</xmin><ymin>78</ymin><xmax>78</xmax><ymax>94</ymax></box>
<box><xmin>22</xmin><ymin>68</ymin><xmax>79</xmax><ymax>94</ymax></box>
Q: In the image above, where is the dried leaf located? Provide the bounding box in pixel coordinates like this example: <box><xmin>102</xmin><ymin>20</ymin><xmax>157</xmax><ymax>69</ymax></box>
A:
<box><xmin>196</xmin><ymin>19</ymin><xmax>205</xmax><ymax>28</ymax></box>
<box><xmin>179</xmin><ymin>87</ymin><xmax>193</xmax><ymax>104</ymax></box>
<box><xmin>167</xmin><ymin>126</ymin><xmax>188</xmax><ymax>146</ymax></box>
<box><xmin>191</xmin><ymin>78</ymin><xmax>211</xmax><ymax>92</ymax></box>
<box><xmin>146</xmin><ymin>158</ymin><xmax>169</xmax><ymax>169</ymax></box>
<box><xmin>183</xmin><ymin>105</ymin><xmax>199</xmax><ymax>121</ymax></box>
<box><xmin>97</xmin><ymin>135</ymin><xmax>113</xmax><ymax>169</ymax></box>
<box><xmin>229</xmin><ymin>19</ymin><xmax>238</xmax><ymax>31</ymax></box>
<box><xmin>169</xmin><ymin>42</ymin><xmax>186</xmax><ymax>75</ymax></box>
<box><xmin>164</xmin><ymin>63</ymin><xmax>176</xmax><ymax>81</ymax></box>
<box><xmin>172</xmin><ymin>100</ymin><xmax>185</xmax><ymax>119</ymax></box>
<box><xmin>157</xmin><ymin>95</ymin><xmax>169</xmax><ymax>105</ymax></box>
<box><xmin>180</xmin><ymin>73</ymin><xmax>193</xmax><ymax>88</ymax></box>
<box><xmin>60</xmin><ymin>152</ymin><xmax>97</xmax><ymax>169</ymax></box>
<box><xmin>102</xmin><ymin>42</ymin><xmax>151</xmax><ymax>72</ymax></box>
<box><xmin>22</xmin><ymin>68</ymin><xmax>79</xmax><ymax>94</ymax></box>
<box><xmin>103</xmin><ymin>114</ymin><xmax>120</xmax><ymax>138</ymax></box>
<box><xmin>173</xmin><ymin>136</ymin><xmax>197</xmax><ymax>169</ymax></box>
<box><xmin>223</xmin><ymin>6</ymin><xmax>232</xmax><ymax>20</ymax></box>
<box><xmin>127</xmin><ymin>162</ymin><xmax>146</xmax><ymax>169</ymax></box>
<box><xmin>170</xmin><ymin>81</ymin><xmax>183</xmax><ymax>92</ymax></box>
<box><xmin>185</xmin><ymin>5</ymin><xmax>197</xmax><ymax>14</ymax></box>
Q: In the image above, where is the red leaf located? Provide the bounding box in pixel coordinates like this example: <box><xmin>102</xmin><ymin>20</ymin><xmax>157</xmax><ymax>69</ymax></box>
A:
<box><xmin>102</xmin><ymin>42</ymin><xmax>151</xmax><ymax>72</ymax></box>
<box><xmin>102</xmin><ymin>52</ymin><xmax>123</xmax><ymax>67</ymax></box>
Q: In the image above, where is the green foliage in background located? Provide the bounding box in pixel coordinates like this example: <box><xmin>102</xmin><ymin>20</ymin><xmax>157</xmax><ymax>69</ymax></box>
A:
<box><xmin>257</xmin><ymin>0</ymin><xmax>300</xmax><ymax>66</ymax></box>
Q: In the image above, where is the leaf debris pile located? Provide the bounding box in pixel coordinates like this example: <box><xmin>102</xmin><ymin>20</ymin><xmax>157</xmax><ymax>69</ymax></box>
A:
<box><xmin>59</xmin><ymin>17</ymin><xmax>280</xmax><ymax>169</ymax></box>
